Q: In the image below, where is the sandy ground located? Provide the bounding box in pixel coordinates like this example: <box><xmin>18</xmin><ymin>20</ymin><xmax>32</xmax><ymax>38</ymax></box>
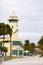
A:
<box><xmin>1</xmin><ymin>56</ymin><xmax>43</xmax><ymax>65</ymax></box>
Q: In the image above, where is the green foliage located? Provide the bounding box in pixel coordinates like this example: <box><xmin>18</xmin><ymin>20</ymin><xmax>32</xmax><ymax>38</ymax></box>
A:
<box><xmin>29</xmin><ymin>43</ymin><xmax>36</xmax><ymax>53</ymax></box>
<box><xmin>6</xmin><ymin>24</ymin><xmax>12</xmax><ymax>37</ymax></box>
<box><xmin>0</xmin><ymin>23</ymin><xmax>12</xmax><ymax>47</ymax></box>
<box><xmin>24</xmin><ymin>40</ymin><xmax>30</xmax><ymax>51</ymax></box>
<box><xmin>38</xmin><ymin>36</ymin><xmax>43</xmax><ymax>55</ymax></box>
<box><xmin>0</xmin><ymin>23</ymin><xmax>5</xmax><ymax>35</ymax></box>
<box><xmin>30</xmin><ymin>43</ymin><xmax>36</xmax><ymax>50</ymax></box>
<box><xmin>0</xmin><ymin>42</ymin><xmax>2</xmax><ymax>46</ymax></box>
<box><xmin>23</xmin><ymin>40</ymin><xmax>36</xmax><ymax>54</ymax></box>
<box><xmin>38</xmin><ymin>36</ymin><xmax>43</xmax><ymax>46</ymax></box>
<box><xmin>38</xmin><ymin>36</ymin><xmax>43</xmax><ymax>50</ymax></box>
<box><xmin>1</xmin><ymin>47</ymin><xmax>8</xmax><ymax>52</ymax></box>
<box><xmin>0</xmin><ymin>23</ymin><xmax>12</xmax><ymax>37</ymax></box>
<box><xmin>0</xmin><ymin>23</ymin><xmax>12</xmax><ymax>57</ymax></box>
<box><xmin>0</xmin><ymin>46</ymin><xmax>2</xmax><ymax>50</ymax></box>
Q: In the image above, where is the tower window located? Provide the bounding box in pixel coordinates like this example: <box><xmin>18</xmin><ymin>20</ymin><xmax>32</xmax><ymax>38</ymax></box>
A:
<box><xmin>12</xmin><ymin>26</ymin><xmax>13</xmax><ymax>28</ymax></box>
<box><xmin>13</xmin><ymin>41</ymin><xmax>20</xmax><ymax>45</ymax></box>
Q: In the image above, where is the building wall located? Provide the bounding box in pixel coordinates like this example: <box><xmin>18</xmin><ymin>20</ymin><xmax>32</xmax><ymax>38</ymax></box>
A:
<box><xmin>4</xmin><ymin>42</ymin><xmax>10</xmax><ymax>56</ymax></box>
<box><xmin>4</xmin><ymin>41</ymin><xmax>24</xmax><ymax>56</ymax></box>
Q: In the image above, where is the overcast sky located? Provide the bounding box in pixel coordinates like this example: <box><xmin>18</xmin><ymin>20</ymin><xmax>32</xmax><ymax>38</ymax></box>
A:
<box><xmin>0</xmin><ymin>0</ymin><xmax>43</xmax><ymax>43</ymax></box>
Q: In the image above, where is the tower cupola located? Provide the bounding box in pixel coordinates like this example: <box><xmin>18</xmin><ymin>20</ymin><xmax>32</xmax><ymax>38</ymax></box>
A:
<box><xmin>8</xmin><ymin>16</ymin><xmax>19</xmax><ymax>22</ymax></box>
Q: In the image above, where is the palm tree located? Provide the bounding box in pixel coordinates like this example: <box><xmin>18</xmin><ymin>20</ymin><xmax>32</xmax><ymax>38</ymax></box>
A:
<box><xmin>38</xmin><ymin>36</ymin><xmax>43</xmax><ymax>46</ymax></box>
<box><xmin>9</xmin><ymin>28</ymin><xmax>12</xmax><ymax>57</ymax></box>
<box><xmin>24</xmin><ymin>40</ymin><xmax>30</xmax><ymax>51</ymax></box>
<box><xmin>6</xmin><ymin>24</ymin><xmax>12</xmax><ymax>57</ymax></box>
<box><xmin>0</xmin><ymin>23</ymin><xmax>7</xmax><ymax>47</ymax></box>
<box><xmin>30</xmin><ymin>43</ymin><xmax>36</xmax><ymax>54</ymax></box>
<box><xmin>0</xmin><ymin>23</ymin><xmax>12</xmax><ymax>57</ymax></box>
<box><xmin>38</xmin><ymin>36</ymin><xmax>43</xmax><ymax>55</ymax></box>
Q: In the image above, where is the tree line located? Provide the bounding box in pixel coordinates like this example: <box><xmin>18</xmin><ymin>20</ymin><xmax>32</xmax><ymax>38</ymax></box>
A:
<box><xmin>23</xmin><ymin>36</ymin><xmax>43</xmax><ymax>56</ymax></box>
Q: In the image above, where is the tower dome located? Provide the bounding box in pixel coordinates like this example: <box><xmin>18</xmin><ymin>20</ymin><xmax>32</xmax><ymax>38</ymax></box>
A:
<box><xmin>8</xmin><ymin>16</ymin><xmax>19</xmax><ymax>22</ymax></box>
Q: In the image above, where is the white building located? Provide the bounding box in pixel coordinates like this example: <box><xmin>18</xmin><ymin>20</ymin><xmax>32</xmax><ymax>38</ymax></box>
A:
<box><xmin>0</xmin><ymin>15</ymin><xmax>24</xmax><ymax>56</ymax></box>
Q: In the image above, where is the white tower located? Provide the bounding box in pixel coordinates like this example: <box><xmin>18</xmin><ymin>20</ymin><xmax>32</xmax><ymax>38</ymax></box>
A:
<box><xmin>8</xmin><ymin>15</ymin><xmax>19</xmax><ymax>38</ymax></box>
<box><xmin>4</xmin><ymin>14</ymin><xmax>24</xmax><ymax>56</ymax></box>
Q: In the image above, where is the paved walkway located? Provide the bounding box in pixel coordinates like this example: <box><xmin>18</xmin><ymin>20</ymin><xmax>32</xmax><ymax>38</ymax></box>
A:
<box><xmin>1</xmin><ymin>56</ymin><xmax>43</xmax><ymax>65</ymax></box>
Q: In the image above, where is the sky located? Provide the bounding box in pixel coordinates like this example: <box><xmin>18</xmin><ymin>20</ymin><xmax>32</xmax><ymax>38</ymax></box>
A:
<box><xmin>0</xmin><ymin>0</ymin><xmax>43</xmax><ymax>44</ymax></box>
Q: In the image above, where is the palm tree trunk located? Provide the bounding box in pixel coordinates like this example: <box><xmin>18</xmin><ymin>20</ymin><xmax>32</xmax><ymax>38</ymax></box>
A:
<box><xmin>3</xmin><ymin>35</ymin><xmax>4</xmax><ymax>47</ymax></box>
<box><xmin>10</xmin><ymin>36</ymin><xmax>12</xmax><ymax>57</ymax></box>
<box><xmin>2</xmin><ymin>35</ymin><xmax>5</xmax><ymax>57</ymax></box>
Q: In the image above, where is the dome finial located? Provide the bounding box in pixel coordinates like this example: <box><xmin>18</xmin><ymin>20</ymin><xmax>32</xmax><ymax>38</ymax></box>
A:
<box><xmin>12</xmin><ymin>11</ymin><xmax>15</xmax><ymax>16</ymax></box>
